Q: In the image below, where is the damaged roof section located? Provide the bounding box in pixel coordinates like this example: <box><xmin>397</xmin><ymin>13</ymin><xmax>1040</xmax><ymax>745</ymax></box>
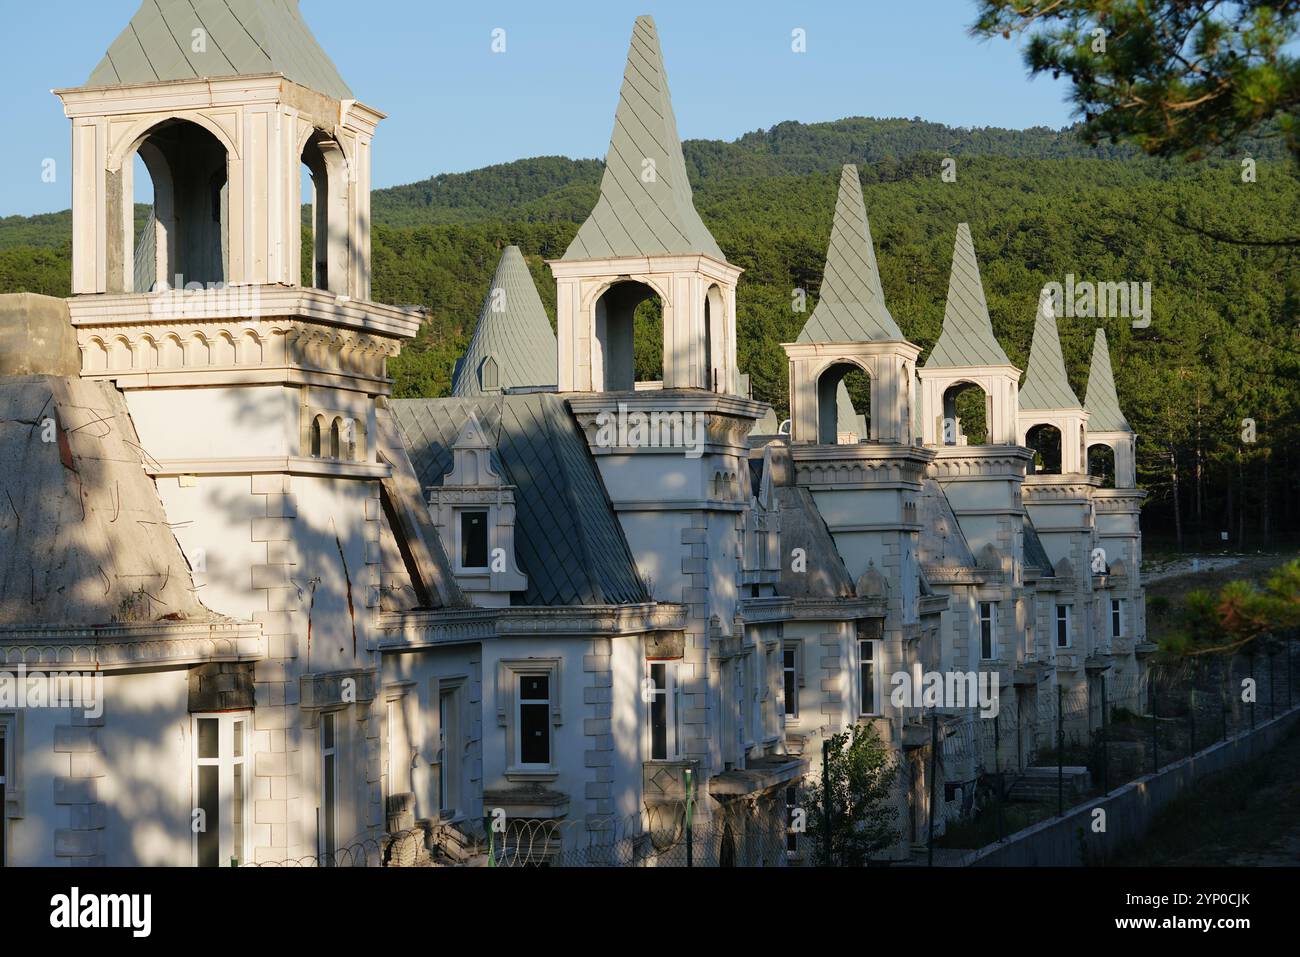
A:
<box><xmin>392</xmin><ymin>394</ymin><xmax>649</xmax><ymax>607</ymax></box>
<box><xmin>0</xmin><ymin>376</ymin><xmax>209</xmax><ymax>626</ymax></box>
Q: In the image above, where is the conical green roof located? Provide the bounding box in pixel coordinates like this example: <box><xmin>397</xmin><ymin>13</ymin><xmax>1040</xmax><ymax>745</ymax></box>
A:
<box><xmin>797</xmin><ymin>165</ymin><xmax>904</xmax><ymax>343</ymax></box>
<box><xmin>1020</xmin><ymin>293</ymin><xmax>1082</xmax><ymax>410</ymax></box>
<box><xmin>88</xmin><ymin>0</ymin><xmax>352</xmax><ymax>99</ymax></box>
<box><xmin>1083</xmin><ymin>328</ymin><xmax>1131</xmax><ymax>431</ymax></box>
<box><xmin>563</xmin><ymin>16</ymin><xmax>723</xmax><ymax>262</ymax></box>
<box><xmin>925</xmin><ymin>223</ymin><xmax>1012</xmax><ymax>367</ymax></box>
<box><xmin>452</xmin><ymin>247</ymin><xmax>557</xmax><ymax>397</ymax></box>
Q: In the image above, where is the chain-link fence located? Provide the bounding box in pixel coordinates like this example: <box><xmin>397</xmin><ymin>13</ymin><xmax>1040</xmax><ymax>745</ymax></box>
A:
<box><xmin>933</xmin><ymin>638</ymin><xmax>1300</xmax><ymax>850</ymax></box>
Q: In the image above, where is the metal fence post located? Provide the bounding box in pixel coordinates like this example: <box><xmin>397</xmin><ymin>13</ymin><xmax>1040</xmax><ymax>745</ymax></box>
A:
<box><xmin>1222</xmin><ymin>657</ymin><xmax>1230</xmax><ymax>741</ymax></box>
<box><xmin>1056</xmin><ymin>684</ymin><xmax>1064</xmax><ymax>817</ymax></box>
<box><xmin>1188</xmin><ymin>687</ymin><xmax>1195</xmax><ymax>759</ymax></box>
<box><xmin>1250</xmin><ymin>653</ymin><xmax>1257</xmax><ymax>731</ymax></box>
<box><xmin>1270</xmin><ymin>651</ymin><xmax>1276</xmax><ymax>720</ymax></box>
<box><xmin>822</xmin><ymin>738</ymin><xmax>832</xmax><ymax>867</ymax></box>
<box><xmin>1101</xmin><ymin>673</ymin><xmax>1109</xmax><ymax>794</ymax></box>
<box><xmin>684</xmin><ymin>767</ymin><xmax>694</xmax><ymax>868</ymax></box>
<box><xmin>1150</xmin><ymin>676</ymin><xmax>1158</xmax><ymax>774</ymax></box>
<box><xmin>994</xmin><ymin>708</ymin><xmax>1003</xmax><ymax>842</ymax></box>
<box><xmin>927</xmin><ymin>713</ymin><xmax>938</xmax><ymax>866</ymax></box>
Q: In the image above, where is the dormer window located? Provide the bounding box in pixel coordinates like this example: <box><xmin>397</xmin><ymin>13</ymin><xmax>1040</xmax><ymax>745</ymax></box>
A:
<box><xmin>460</xmin><ymin>510</ymin><xmax>489</xmax><ymax>570</ymax></box>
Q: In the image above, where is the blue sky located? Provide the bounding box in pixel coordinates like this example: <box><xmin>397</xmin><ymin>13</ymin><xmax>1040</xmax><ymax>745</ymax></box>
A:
<box><xmin>0</xmin><ymin>0</ymin><xmax>1076</xmax><ymax>217</ymax></box>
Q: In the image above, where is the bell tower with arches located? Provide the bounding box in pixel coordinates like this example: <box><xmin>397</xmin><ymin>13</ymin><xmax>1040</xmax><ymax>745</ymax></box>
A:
<box><xmin>550</xmin><ymin>16</ymin><xmax>740</xmax><ymax>396</ymax></box>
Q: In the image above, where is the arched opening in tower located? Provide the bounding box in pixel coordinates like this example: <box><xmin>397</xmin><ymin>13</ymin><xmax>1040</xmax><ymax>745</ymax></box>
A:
<box><xmin>1025</xmin><ymin>423</ymin><xmax>1063</xmax><ymax>475</ymax></box>
<box><xmin>594</xmin><ymin>280</ymin><xmax>663</xmax><ymax>391</ymax></box>
<box><xmin>941</xmin><ymin>381</ymin><xmax>991</xmax><ymax>446</ymax></box>
<box><xmin>816</xmin><ymin>361</ymin><xmax>872</xmax><ymax>445</ymax></box>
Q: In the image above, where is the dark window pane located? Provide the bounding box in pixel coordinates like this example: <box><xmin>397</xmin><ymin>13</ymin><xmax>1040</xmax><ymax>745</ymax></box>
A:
<box><xmin>520</xmin><ymin>674</ymin><xmax>548</xmax><ymax>702</ymax></box>
<box><xmin>461</xmin><ymin>511</ymin><xmax>489</xmax><ymax>568</ymax></box>
<box><xmin>198</xmin><ymin>764</ymin><xmax>219</xmax><ymax>867</ymax></box>
<box><xmin>784</xmin><ymin>669</ymin><xmax>797</xmax><ymax>716</ymax></box>
<box><xmin>197</xmin><ymin>718</ymin><xmax>218</xmax><ymax>759</ymax></box>
<box><xmin>650</xmin><ymin>664</ymin><xmax>667</xmax><ymax>759</ymax></box>
<box><xmin>322</xmin><ymin>713</ymin><xmax>334</xmax><ymax>750</ymax></box>
<box><xmin>520</xmin><ymin>703</ymin><xmax>550</xmax><ymax>764</ymax></box>
<box><xmin>323</xmin><ymin>752</ymin><xmax>336</xmax><ymax>863</ymax></box>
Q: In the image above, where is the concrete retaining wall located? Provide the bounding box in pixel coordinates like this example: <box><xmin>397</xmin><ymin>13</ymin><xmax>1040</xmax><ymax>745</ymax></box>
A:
<box><xmin>961</xmin><ymin>704</ymin><xmax>1300</xmax><ymax>866</ymax></box>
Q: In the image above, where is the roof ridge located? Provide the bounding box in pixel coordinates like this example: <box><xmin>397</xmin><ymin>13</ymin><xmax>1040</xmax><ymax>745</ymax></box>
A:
<box><xmin>797</xmin><ymin>164</ymin><xmax>904</xmax><ymax>343</ymax></box>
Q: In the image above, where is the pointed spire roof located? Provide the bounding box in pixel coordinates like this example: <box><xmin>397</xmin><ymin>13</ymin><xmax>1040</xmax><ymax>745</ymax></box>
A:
<box><xmin>88</xmin><ymin>0</ymin><xmax>352</xmax><ymax>100</ymax></box>
<box><xmin>452</xmin><ymin>247</ymin><xmax>558</xmax><ymax>397</ymax></box>
<box><xmin>1020</xmin><ymin>292</ymin><xmax>1083</xmax><ymax>410</ymax></box>
<box><xmin>1084</xmin><ymin>328</ymin><xmax>1131</xmax><ymax>431</ymax></box>
<box><xmin>797</xmin><ymin>165</ymin><xmax>904</xmax><ymax>343</ymax></box>
<box><xmin>837</xmin><ymin>382</ymin><xmax>867</xmax><ymax>439</ymax></box>
<box><xmin>562</xmin><ymin>16</ymin><xmax>723</xmax><ymax>262</ymax></box>
<box><xmin>925</xmin><ymin>223</ymin><xmax>1012</xmax><ymax>368</ymax></box>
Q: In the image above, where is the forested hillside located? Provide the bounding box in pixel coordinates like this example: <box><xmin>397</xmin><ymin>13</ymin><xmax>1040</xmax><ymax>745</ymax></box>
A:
<box><xmin>1</xmin><ymin>116</ymin><xmax>1297</xmax><ymax>546</ymax></box>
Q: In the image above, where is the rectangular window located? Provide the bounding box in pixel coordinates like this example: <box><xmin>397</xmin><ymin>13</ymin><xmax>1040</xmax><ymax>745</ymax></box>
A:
<box><xmin>859</xmin><ymin>639</ymin><xmax>878</xmax><ymax>716</ymax></box>
<box><xmin>439</xmin><ymin>688</ymin><xmax>460</xmax><ymax>816</ymax></box>
<box><xmin>783</xmin><ymin>645</ymin><xmax>799</xmax><ymax>718</ymax></box>
<box><xmin>517</xmin><ymin>674</ymin><xmax>551</xmax><ymax>767</ymax></box>
<box><xmin>1111</xmin><ymin>599</ymin><xmax>1123</xmax><ymax>639</ymax></box>
<box><xmin>979</xmin><ymin>601</ymin><xmax>996</xmax><ymax>660</ymax></box>
<box><xmin>648</xmin><ymin>662</ymin><xmax>671</xmax><ymax>760</ymax></box>
<box><xmin>386</xmin><ymin>697</ymin><xmax>411</xmax><ymax>798</ymax></box>
<box><xmin>460</xmin><ymin>510</ymin><xmax>489</xmax><ymax>569</ymax></box>
<box><xmin>321</xmin><ymin>713</ymin><xmax>337</xmax><ymax>866</ymax></box>
<box><xmin>1056</xmin><ymin>605</ymin><xmax>1072</xmax><ymax>648</ymax></box>
<box><xmin>193</xmin><ymin>713</ymin><xmax>248</xmax><ymax>867</ymax></box>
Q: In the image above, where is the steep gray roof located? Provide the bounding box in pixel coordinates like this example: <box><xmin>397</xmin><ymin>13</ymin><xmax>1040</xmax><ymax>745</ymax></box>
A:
<box><xmin>917</xmin><ymin>479</ymin><xmax>976</xmax><ymax>570</ymax></box>
<box><xmin>1020</xmin><ymin>295</ymin><xmax>1083</xmax><ymax>410</ymax></box>
<box><xmin>798</xmin><ymin>165</ymin><xmax>904</xmax><ymax>343</ymax></box>
<box><xmin>925</xmin><ymin>223</ymin><xmax>1012</xmax><ymax>368</ymax></box>
<box><xmin>452</xmin><ymin>246</ymin><xmax>558</xmax><ymax>397</ymax></box>
<box><xmin>1083</xmin><ymin>329</ymin><xmax>1131</xmax><ymax>432</ymax></box>
<box><xmin>88</xmin><ymin>0</ymin><xmax>352</xmax><ymax>100</ymax></box>
<box><xmin>391</xmin><ymin>395</ymin><xmax>649</xmax><ymax>607</ymax></box>
<box><xmin>562</xmin><ymin>16</ymin><xmax>724</xmax><ymax>262</ymax></box>
<box><xmin>775</xmin><ymin>487</ymin><xmax>856</xmax><ymax>599</ymax></box>
<box><xmin>1022</xmin><ymin>514</ymin><xmax>1054</xmax><ymax>577</ymax></box>
<box><xmin>0</xmin><ymin>376</ymin><xmax>210</xmax><ymax>626</ymax></box>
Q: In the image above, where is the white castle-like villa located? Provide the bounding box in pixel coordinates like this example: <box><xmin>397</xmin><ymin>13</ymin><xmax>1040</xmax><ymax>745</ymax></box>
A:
<box><xmin>0</xmin><ymin>6</ymin><xmax>1147</xmax><ymax>866</ymax></box>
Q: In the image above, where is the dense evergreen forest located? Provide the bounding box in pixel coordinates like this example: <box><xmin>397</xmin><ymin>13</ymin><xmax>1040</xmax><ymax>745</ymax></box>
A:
<box><xmin>2</xmin><ymin>116</ymin><xmax>1297</xmax><ymax>549</ymax></box>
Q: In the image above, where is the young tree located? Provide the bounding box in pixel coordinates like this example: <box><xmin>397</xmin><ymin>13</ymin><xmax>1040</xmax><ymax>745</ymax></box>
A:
<box><xmin>803</xmin><ymin>723</ymin><xmax>901</xmax><ymax>866</ymax></box>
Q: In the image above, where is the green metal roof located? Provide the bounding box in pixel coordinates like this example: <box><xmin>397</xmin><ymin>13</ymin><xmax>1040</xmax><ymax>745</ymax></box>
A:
<box><xmin>562</xmin><ymin>16</ymin><xmax>723</xmax><ymax>262</ymax></box>
<box><xmin>1083</xmin><ymin>328</ymin><xmax>1131</xmax><ymax>431</ymax></box>
<box><xmin>797</xmin><ymin>165</ymin><xmax>904</xmax><ymax>343</ymax></box>
<box><xmin>392</xmin><ymin>394</ymin><xmax>649</xmax><ymax>607</ymax></box>
<box><xmin>1020</xmin><ymin>295</ymin><xmax>1083</xmax><ymax>410</ymax></box>
<box><xmin>88</xmin><ymin>0</ymin><xmax>352</xmax><ymax>100</ymax></box>
<box><xmin>925</xmin><ymin>223</ymin><xmax>1012</xmax><ymax>368</ymax></box>
<box><xmin>452</xmin><ymin>246</ymin><xmax>557</xmax><ymax>397</ymax></box>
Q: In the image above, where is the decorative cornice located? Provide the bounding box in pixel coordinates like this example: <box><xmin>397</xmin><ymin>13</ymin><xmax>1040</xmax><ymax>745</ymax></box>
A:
<box><xmin>0</xmin><ymin>619</ymin><xmax>263</xmax><ymax>672</ymax></box>
<box><xmin>1023</xmin><ymin>475</ymin><xmax>1100</xmax><ymax>502</ymax></box>
<box><xmin>927</xmin><ymin>445</ymin><xmax>1033</xmax><ymax>482</ymax></box>
<box><xmin>144</xmin><ymin>457</ymin><xmax>390</xmax><ymax>479</ymax></box>
<box><xmin>375</xmin><ymin>603</ymin><xmax>687</xmax><ymax>651</ymax></box>
<box><xmin>790</xmin><ymin>443</ymin><xmax>934</xmax><ymax>489</ymax></box>
<box><xmin>567</xmin><ymin>389</ymin><xmax>767</xmax><ymax>455</ymax></box>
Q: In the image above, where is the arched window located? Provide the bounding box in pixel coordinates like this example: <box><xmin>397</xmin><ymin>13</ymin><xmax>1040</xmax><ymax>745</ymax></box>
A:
<box><xmin>301</xmin><ymin>132</ymin><xmax>349</xmax><ymax>294</ymax></box>
<box><xmin>705</xmin><ymin>284</ymin><xmax>727</xmax><ymax>392</ymax></box>
<box><xmin>941</xmin><ymin>381</ymin><xmax>990</xmax><ymax>446</ymax></box>
<box><xmin>1088</xmin><ymin>443</ymin><xmax>1116</xmax><ymax>488</ymax></box>
<box><xmin>594</xmin><ymin>280</ymin><xmax>662</xmax><ymax>391</ymax></box>
<box><xmin>329</xmin><ymin>418</ymin><xmax>343</xmax><ymax>460</ymax></box>
<box><xmin>310</xmin><ymin>416</ymin><xmax>324</xmax><ymax>458</ymax></box>
<box><xmin>816</xmin><ymin>361</ymin><xmax>871</xmax><ymax>445</ymax></box>
<box><xmin>1026</xmin><ymin>424</ymin><xmax>1063</xmax><ymax>474</ymax></box>
<box><xmin>129</xmin><ymin>119</ymin><xmax>230</xmax><ymax>292</ymax></box>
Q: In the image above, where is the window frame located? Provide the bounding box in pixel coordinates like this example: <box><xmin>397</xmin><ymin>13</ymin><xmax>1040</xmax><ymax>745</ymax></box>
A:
<box><xmin>320</xmin><ymin>710</ymin><xmax>339</xmax><ymax>866</ymax></box>
<box><xmin>0</xmin><ymin>718</ymin><xmax>8</xmax><ymax>867</ymax></box>
<box><xmin>978</xmin><ymin>600</ymin><xmax>997</xmax><ymax>660</ymax></box>
<box><xmin>515</xmin><ymin>672</ymin><xmax>553</xmax><ymax>770</ymax></box>
<box><xmin>858</xmin><ymin>638</ymin><xmax>879</xmax><ymax>717</ymax></box>
<box><xmin>437</xmin><ymin>682</ymin><xmax>464</xmax><ymax>818</ymax></box>
<box><xmin>384</xmin><ymin>693</ymin><xmax>414</xmax><ymax>800</ymax></box>
<box><xmin>1111</xmin><ymin>598</ymin><xmax>1123</xmax><ymax>639</ymax></box>
<box><xmin>782</xmin><ymin>642</ymin><xmax>800</xmax><ymax>719</ymax></box>
<box><xmin>457</xmin><ymin>508</ymin><xmax>491</xmax><ymax>572</ymax></box>
<box><xmin>1055</xmin><ymin>604</ymin><xmax>1072</xmax><ymax>649</ymax></box>
<box><xmin>645</xmin><ymin>659</ymin><xmax>682</xmax><ymax>762</ymax></box>
<box><xmin>191</xmin><ymin>711</ymin><xmax>249</xmax><ymax>868</ymax></box>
